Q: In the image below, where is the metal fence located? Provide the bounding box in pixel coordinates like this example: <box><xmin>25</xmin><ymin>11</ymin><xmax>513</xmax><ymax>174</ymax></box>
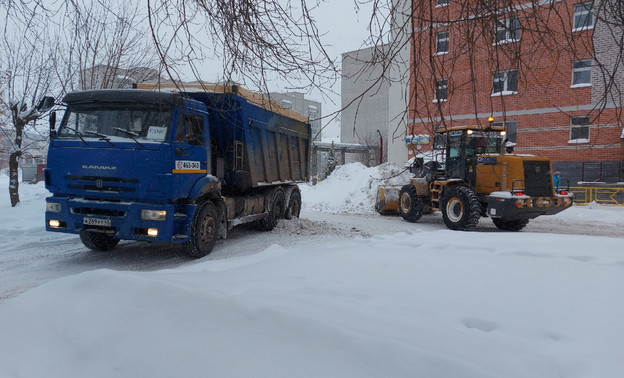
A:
<box><xmin>569</xmin><ymin>184</ymin><xmax>624</xmax><ymax>206</ymax></box>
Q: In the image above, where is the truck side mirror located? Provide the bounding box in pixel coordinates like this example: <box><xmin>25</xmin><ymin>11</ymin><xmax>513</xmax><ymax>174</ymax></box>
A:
<box><xmin>49</xmin><ymin>111</ymin><xmax>57</xmax><ymax>139</ymax></box>
<box><xmin>37</xmin><ymin>96</ymin><xmax>55</xmax><ymax>112</ymax></box>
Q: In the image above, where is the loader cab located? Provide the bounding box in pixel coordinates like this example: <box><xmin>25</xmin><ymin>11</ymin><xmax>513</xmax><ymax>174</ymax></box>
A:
<box><xmin>441</xmin><ymin>126</ymin><xmax>506</xmax><ymax>185</ymax></box>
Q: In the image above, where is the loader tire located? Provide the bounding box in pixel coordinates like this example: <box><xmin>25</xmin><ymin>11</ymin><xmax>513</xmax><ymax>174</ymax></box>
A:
<box><xmin>184</xmin><ymin>201</ymin><xmax>218</xmax><ymax>258</ymax></box>
<box><xmin>441</xmin><ymin>186</ymin><xmax>481</xmax><ymax>231</ymax></box>
<box><xmin>492</xmin><ymin>217</ymin><xmax>529</xmax><ymax>232</ymax></box>
<box><xmin>80</xmin><ymin>231</ymin><xmax>119</xmax><ymax>251</ymax></box>
<box><xmin>399</xmin><ymin>184</ymin><xmax>424</xmax><ymax>223</ymax></box>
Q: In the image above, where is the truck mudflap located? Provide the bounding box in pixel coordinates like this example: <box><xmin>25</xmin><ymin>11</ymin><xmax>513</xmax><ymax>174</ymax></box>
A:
<box><xmin>486</xmin><ymin>193</ymin><xmax>573</xmax><ymax>220</ymax></box>
<box><xmin>45</xmin><ymin>197</ymin><xmax>190</xmax><ymax>243</ymax></box>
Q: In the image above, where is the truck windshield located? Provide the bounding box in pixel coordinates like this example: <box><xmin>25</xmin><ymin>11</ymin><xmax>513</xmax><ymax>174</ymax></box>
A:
<box><xmin>58</xmin><ymin>103</ymin><xmax>173</xmax><ymax>143</ymax></box>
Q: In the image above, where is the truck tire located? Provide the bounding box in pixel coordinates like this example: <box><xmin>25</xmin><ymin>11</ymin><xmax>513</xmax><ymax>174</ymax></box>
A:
<box><xmin>80</xmin><ymin>231</ymin><xmax>120</xmax><ymax>251</ymax></box>
<box><xmin>184</xmin><ymin>201</ymin><xmax>218</xmax><ymax>258</ymax></box>
<box><xmin>398</xmin><ymin>184</ymin><xmax>424</xmax><ymax>223</ymax></box>
<box><xmin>492</xmin><ymin>217</ymin><xmax>529</xmax><ymax>232</ymax></box>
<box><xmin>441</xmin><ymin>186</ymin><xmax>481</xmax><ymax>231</ymax></box>
<box><xmin>256</xmin><ymin>188</ymin><xmax>286</xmax><ymax>231</ymax></box>
<box><xmin>285</xmin><ymin>188</ymin><xmax>301</xmax><ymax>220</ymax></box>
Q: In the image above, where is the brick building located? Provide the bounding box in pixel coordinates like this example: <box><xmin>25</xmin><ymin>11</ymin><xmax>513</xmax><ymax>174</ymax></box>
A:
<box><xmin>407</xmin><ymin>0</ymin><xmax>624</xmax><ymax>184</ymax></box>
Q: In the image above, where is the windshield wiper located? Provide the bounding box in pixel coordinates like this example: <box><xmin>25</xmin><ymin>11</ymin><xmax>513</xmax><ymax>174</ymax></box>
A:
<box><xmin>114</xmin><ymin>127</ymin><xmax>144</xmax><ymax>147</ymax></box>
<box><xmin>84</xmin><ymin>131</ymin><xmax>114</xmax><ymax>146</ymax></box>
<box><xmin>61</xmin><ymin>126</ymin><xmax>89</xmax><ymax>145</ymax></box>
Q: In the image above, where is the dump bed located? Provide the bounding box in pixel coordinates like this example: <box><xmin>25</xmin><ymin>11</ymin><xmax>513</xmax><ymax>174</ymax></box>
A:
<box><xmin>189</xmin><ymin>90</ymin><xmax>310</xmax><ymax>192</ymax></box>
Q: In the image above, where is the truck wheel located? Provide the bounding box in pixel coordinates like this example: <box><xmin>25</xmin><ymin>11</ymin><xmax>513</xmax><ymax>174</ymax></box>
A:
<box><xmin>285</xmin><ymin>188</ymin><xmax>301</xmax><ymax>220</ymax></box>
<box><xmin>256</xmin><ymin>188</ymin><xmax>286</xmax><ymax>231</ymax></box>
<box><xmin>184</xmin><ymin>201</ymin><xmax>218</xmax><ymax>258</ymax></box>
<box><xmin>492</xmin><ymin>218</ymin><xmax>529</xmax><ymax>232</ymax></box>
<box><xmin>399</xmin><ymin>184</ymin><xmax>423</xmax><ymax>223</ymax></box>
<box><xmin>79</xmin><ymin>231</ymin><xmax>119</xmax><ymax>251</ymax></box>
<box><xmin>441</xmin><ymin>186</ymin><xmax>481</xmax><ymax>231</ymax></box>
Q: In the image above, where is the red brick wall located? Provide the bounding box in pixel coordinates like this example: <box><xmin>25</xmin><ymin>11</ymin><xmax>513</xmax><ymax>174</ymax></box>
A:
<box><xmin>408</xmin><ymin>0</ymin><xmax>624</xmax><ymax>164</ymax></box>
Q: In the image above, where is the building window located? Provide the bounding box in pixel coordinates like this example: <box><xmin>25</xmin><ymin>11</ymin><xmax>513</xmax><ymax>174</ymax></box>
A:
<box><xmin>495</xmin><ymin>16</ymin><xmax>521</xmax><ymax>43</ymax></box>
<box><xmin>492</xmin><ymin>121</ymin><xmax>517</xmax><ymax>143</ymax></box>
<box><xmin>570</xmin><ymin>116</ymin><xmax>590</xmax><ymax>143</ymax></box>
<box><xmin>436</xmin><ymin>0</ymin><xmax>449</xmax><ymax>7</ymax></box>
<box><xmin>573</xmin><ymin>2</ymin><xmax>594</xmax><ymax>31</ymax></box>
<box><xmin>436</xmin><ymin>31</ymin><xmax>449</xmax><ymax>54</ymax></box>
<box><xmin>572</xmin><ymin>59</ymin><xmax>592</xmax><ymax>87</ymax></box>
<box><xmin>435</xmin><ymin>79</ymin><xmax>448</xmax><ymax>102</ymax></box>
<box><xmin>492</xmin><ymin>70</ymin><xmax>518</xmax><ymax>95</ymax></box>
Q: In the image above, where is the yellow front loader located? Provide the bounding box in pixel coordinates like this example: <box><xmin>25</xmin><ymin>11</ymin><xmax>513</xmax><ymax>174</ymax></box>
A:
<box><xmin>376</xmin><ymin>125</ymin><xmax>573</xmax><ymax>231</ymax></box>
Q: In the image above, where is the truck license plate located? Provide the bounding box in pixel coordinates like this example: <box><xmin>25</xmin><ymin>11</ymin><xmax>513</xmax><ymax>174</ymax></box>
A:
<box><xmin>83</xmin><ymin>217</ymin><xmax>111</xmax><ymax>227</ymax></box>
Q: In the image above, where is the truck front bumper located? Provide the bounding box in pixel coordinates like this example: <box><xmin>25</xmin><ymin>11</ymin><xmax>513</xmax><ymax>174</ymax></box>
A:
<box><xmin>486</xmin><ymin>194</ymin><xmax>573</xmax><ymax>220</ymax></box>
<box><xmin>45</xmin><ymin>197</ymin><xmax>195</xmax><ymax>243</ymax></box>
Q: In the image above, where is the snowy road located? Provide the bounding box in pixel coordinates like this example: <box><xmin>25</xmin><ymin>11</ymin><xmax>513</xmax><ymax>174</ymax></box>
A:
<box><xmin>2</xmin><ymin>166</ymin><xmax>624</xmax><ymax>378</ymax></box>
<box><xmin>2</xmin><ymin>207</ymin><xmax>621</xmax><ymax>303</ymax></box>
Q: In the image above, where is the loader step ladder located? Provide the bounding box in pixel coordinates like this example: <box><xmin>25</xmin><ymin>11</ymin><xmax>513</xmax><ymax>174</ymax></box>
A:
<box><xmin>430</xmin><ymin>182</ymin><xmax>443</xmax><ymax>210</ymax></box>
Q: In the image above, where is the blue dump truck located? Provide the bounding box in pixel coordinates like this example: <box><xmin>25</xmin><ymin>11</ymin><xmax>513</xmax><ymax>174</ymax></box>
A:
<box><xmin>43</xmin><ymin>84</ymin><xmax>311</xmax><ymax>257</ymax></box>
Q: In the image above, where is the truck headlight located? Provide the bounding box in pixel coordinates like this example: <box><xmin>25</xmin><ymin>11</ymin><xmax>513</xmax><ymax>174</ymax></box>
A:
<box><xmin>46</xmin><ymin>202</ymin><xmax>61</xmax><ymax>213</ymax></box>
<box><xmin>141</xmin><ymin>209</ymin><xmax>167</xmax><ymax>221</ymax></box>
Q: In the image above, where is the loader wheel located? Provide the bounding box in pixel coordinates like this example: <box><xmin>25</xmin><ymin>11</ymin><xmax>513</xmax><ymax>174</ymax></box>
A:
<box><xmin>256</xmin><ymin>187</ymin><xmax>286</xmax><ymax>231</ymax></box>
<box><xmin>184</xmin><ymin>201</ymin><xmax>218</xmax><ymax>258</ymax></box>
<box><xmin>492</xmin><ymin>217</ymin><xmax>529</xmax><ymax>232</ymax></box>
<box><xmin>80</xmin><ymin>231</ymin><xmax>120</xmax><ymax>251</ymax></box>
<box><xmin>441</xmin><ymin>186</ymin><xmax>481</xmax><ymax>231</ymax></box>
<box><xmin>398</xmin><ymin>184</ymin><xmax>424</xmax><ymax>223</ymax></box>
<box><xmin>285</xmin><ymin>188</ymin><xmax>301</xmax><ymax>220</ymax></box>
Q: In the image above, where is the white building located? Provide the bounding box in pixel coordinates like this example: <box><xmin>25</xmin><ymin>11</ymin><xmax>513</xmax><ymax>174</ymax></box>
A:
<box><xmin>268</xmin><ymin>92</ymin><xmax>322</xmax><ymax>142</ymax></box>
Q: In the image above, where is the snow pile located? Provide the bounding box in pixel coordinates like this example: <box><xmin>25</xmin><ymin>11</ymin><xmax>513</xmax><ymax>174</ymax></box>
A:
<box><xmin>300</xmin><ymin>162</ymin><xmax>412</xmax><ymax>214</ymax></box>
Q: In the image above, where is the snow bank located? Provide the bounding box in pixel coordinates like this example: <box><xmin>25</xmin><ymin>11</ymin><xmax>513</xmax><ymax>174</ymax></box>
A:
<box><xmin>1</xmin><ymin>231</ymin><xmax>623</xmax><ymax>378</ymax></box>
<box><xmin>300</xmin><ymin>162</ymin><xmax>413</xmax><ymax>214</ymax></box>
<box><xmin>1</xmin><ymin>169</ymin><xmax>624</xmax><ymax>378</ymax></box>
<box><xmin>0</xmin><ymin>172</ymin><xmax>73</xmax><ymax>253</ymax></box>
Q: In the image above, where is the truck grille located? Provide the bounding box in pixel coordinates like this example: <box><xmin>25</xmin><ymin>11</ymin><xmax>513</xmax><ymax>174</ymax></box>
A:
<box><xmin>71</xmin><ymin>207</ymin><xmax>126</xmax><ymax>217</ymax></box>
<box><xmin>523</xmin><ymin>161</ymin><xmax>552</xmax><ymax>196</ymax></box>
<box><xmin>66</xmin><ymin>175</ymin><xmax>138</xmax><ymax>193</ymax></box>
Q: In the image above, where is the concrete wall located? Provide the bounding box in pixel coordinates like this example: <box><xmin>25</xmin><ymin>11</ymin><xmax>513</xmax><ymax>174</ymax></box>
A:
<box><xmin>386</xmin><ymin>0</ymin><xmax>411</xmax><ymax>165</ymax></box>
<box><xmin>341</xmin><ymin>46</ymin><xmax>389</xmax><ymax>159</ymax></box>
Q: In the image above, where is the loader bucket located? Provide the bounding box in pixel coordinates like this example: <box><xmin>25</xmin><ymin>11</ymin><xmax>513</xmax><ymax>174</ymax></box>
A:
<box><xmin>375</xmin><ymin>185</ymin><xmax>401</xmax><ymax>215</ymax></box>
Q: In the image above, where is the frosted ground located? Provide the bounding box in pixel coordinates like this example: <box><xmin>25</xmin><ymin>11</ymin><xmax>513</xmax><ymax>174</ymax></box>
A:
<box><xmin>0</xmin><ymin>163</ymin><xmax>623</xmax><ymax>378</ymax></box>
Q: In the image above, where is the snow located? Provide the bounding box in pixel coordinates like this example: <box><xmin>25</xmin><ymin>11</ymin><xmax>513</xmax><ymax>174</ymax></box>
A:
<box><xmin>300</xmin><ymin>162</ymin><xmax>413</xmax><ymax>214</ymax></box>
<box><xmin>1</xmin><ymin>165</ymin><xmax>624</xmax><ymax>378</ymax></box>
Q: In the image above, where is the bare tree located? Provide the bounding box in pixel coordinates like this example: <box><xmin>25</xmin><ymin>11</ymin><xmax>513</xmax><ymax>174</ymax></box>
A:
<box><xmin>144</xmin><ymin>0</ymin><xmax>340</xmax><ymax>94</ymax></box>
<box><xmin>0</xmin><ymin>0</ymin><xmax>161</xmax><ymax>206</ymax></box>
<box><xmin>0</xmin><ymin>4</ymin><xmax>56</xmax><ymax>206</ymax></box>
<box><xmin>57</xmin><ymin>0</ymin><xmax>160</xmax><ymax>91</ymax></box>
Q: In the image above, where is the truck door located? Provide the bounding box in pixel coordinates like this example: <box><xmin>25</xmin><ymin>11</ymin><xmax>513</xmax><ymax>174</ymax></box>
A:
<box><xmin>172</xmin><ymin>109</ymin><xmax>209</xmax><ymax>187</ymax></box>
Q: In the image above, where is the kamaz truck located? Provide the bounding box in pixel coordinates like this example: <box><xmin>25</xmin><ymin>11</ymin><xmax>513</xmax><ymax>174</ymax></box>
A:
<box><xmin>43</xmin><ymin>84</ymin><xmax>311</xmax><ymax>257</ymax></box>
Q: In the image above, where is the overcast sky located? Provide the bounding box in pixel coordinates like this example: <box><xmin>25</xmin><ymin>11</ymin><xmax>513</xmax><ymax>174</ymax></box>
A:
<box><xmin>183</xmin><ymin>1</ymin><xmax>378</xmax><ymax>140</ymax></box>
